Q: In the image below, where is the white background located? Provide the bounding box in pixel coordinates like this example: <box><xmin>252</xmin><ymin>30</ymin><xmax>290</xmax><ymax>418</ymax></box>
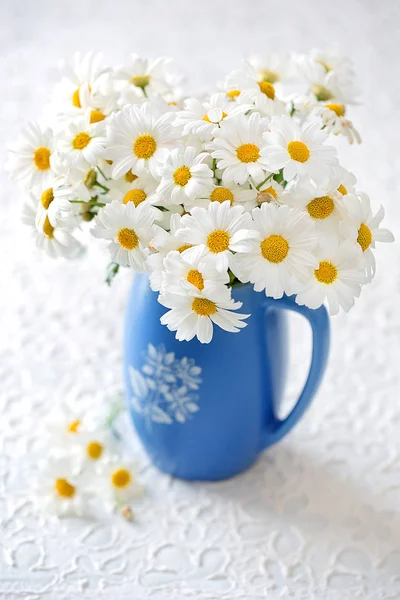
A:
<box><xmin>1</xmin><ymin>1</ymin><xmax>400</xmax><ymax>598</ymax></box>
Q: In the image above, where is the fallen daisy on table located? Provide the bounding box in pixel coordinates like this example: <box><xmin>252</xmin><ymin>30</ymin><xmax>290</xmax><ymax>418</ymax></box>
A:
<box><xmin>36</xmin><ymin>457</ymin><xmax>90</xmax><ymax>518</ymax></box>
<box><xmin>34</xmin><ymin>405</ymin><xmax>143</xmax><ymax>520</ymax></box>
<box><xmin>7</xmin><ymin>49</ymin><xmax>394</xmax><ymax>343</ymax></box>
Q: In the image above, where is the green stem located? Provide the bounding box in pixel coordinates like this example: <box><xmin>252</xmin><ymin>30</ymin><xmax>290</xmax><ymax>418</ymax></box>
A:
<box><xmin>256</xmin><ymin>173</ymin><xmax>274</xmax><ymax>190</ymax></box>
<box><xmin>70</xmin><ymin>199</ymin><xmax>106</xmax><ymax>208</ymax></box>
<box><xmin>97</xmin><ymin>165</ymin><xmax>109</xmax><ymax>181</ymax></box>
<box><xmin>94</xmin><ymin>181</ymin><xmax>110</xmax><ymax>193</ymax></box>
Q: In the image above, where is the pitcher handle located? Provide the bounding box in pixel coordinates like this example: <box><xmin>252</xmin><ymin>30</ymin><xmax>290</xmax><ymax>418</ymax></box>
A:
<box><xmin>261</xmin><ymin>295</ymin><xmax>330</xmax><ymax>449</ymax></box>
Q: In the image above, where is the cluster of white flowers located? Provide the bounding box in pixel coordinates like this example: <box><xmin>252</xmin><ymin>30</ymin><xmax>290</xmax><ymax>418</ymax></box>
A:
<box><xmin>35</xmin><ymin>407</ymin><xmax>142</xmax><ymax>518</ymax></box>
<box><xmin>7</xmin><ymin>51</ymin><xmax>394</xmax><ymax>342</ymax></box>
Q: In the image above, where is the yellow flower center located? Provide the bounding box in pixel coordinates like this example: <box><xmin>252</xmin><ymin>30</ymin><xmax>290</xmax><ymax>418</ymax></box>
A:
<box><xmin>177</xmin><ymin>244</ymin><xmax>192</xmax><ymax>253</ymax></box>
<box><xmin>337</xmin><ymin>184</ymin><xmax>347</xmax><ymax>196</ymax></box>
<box><xmin>173</xmin><ymin>166</ymin><xmax>192</xmax><ymax>187</ymax></box>
<box><xmin>192</xmin><ymin>297</ymin><xmax>217</xmax><ymax>316</ymax></box>
<box><xmin>117</xmin><ymin>228</ymin><xmax>139</xmax><ymax>250</ymax></box>
<box><xmin>72</xmin><ymin>132</ymin><xmax>91</xmax><ymax>150</ymax></box>
<box><xmin>207</xmin><ymin>229</ymin><xmax>230</xmax><ymax>253</ymax></box>
<box><xmin>203</xmin><ymin>112</ymin><xmax>228</xmax><ymax>123</ymax></box>
<box><xmin>67</xmin><ymin>419</ymin><xmax>80</xmax><ymax>433</ymax></box>
<box><xmin>125</xmin><ymin>170</ymin><xmax>138</xmax><ymax>183</ymax></box>
<box><xmin>312</xmin><ymin>84</ymin><xmax>334</xmax><ymax>101</ymax></box>
<box><xmin>307</xmin><ymin>196</ymin><xmax>335</xmax><ymax>219</ymax></box>
<box><xmin>42</xmin><ymin>216</ymin><xmax>54</xmax><ymax>238</ymax></box>
<box><xmin>326</xmin><ymin>103</ymin><xmax>345</xmax><ymax>117</ymax></box>
<box><xmin>287</xmin><ymin>141</ymin><xmax>310</xmax><ymax>163</ymax></box>
<box><xmin>131</xmin><ymin>75</ymin><xmax>150</xmax><ymax>88</ymax></box>
<box><xmin>33</xmin><ymin>147</ymin><xmax>51</xmax><ymax>171</ymax></box>
<box><xmin>111</xmin><ymin>468</ymin><xmax>131</xmax><ymax>488</ymax></box>
<box><xmin>236</xmin><ymin>143</ymin><xmax>260</xmax><ymax>163</ymax></box>
<box><xmin>210</xmin><ymin>187</ymin><xmax>234</xmax><ymax>204</ymax></box>
<box><xmin>186</xmin><ymin>269</ymin><xmax>204</xmax><ymax>290</ymax></box>
<box><xmin>226</xmin><ymin>89</ymin><xmax>241</xmax><ymax>99</ymax></box>
<box><xmin>133</xmin><ymin>134</ymin><xmax>157</xmax><ymax>159</ymax></box>
<box><xmin>72</xmin><ymin>88</ymin><xmax>81</xmax><ymax>108</ymax></box>
<box><xmin>260</xmin><ymin>235</ymin><xmax>289</xmax><ymax>263</ymax></box>
<box><xmin>55</xmin><ymin>478</ymin><xmax>76</xmax><ymax>498</ymax></box>
<box><xmin>258</xmin><ymin>81</ymin><xmax>275</xmax><ymax>99</ymax></box>
<box><xmin>123</xmin><ymin>189</ymin><xmax>147</xmax><ymax>206</ymax></box>
<box><xmin>314</xmin><ymin>261</ymin><xmax>338</xmax><ymax>284</ymax></box>
<box><xmin>41</xmin><ymin>188</ymin><xmax>54</xmax><ymax>210</ymax></box>
<box><xmin>90</xmin><ymin>109</ymin><xmax>106</xmax><ymax>124</ymax></box>
<box><xmin>260</xmin><ymin>69</ymin><xmax>280</xmax><ymax>83</ymax></box>
<box><xmin>357</xmin><ymin>223</ymin><xmax>372</xmax><ymax>252</ymax></box>
<box><xmin>87</xmin><ymin>441</ymin><xmax>103</xmax><ymax>460</ymax></box>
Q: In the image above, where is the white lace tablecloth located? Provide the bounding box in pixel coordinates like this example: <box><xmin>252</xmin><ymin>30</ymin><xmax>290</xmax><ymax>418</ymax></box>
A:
<box><xmin>1</xmin><ymin>1</ymin><xmax>400</xmax><ymax>598</ymax></box>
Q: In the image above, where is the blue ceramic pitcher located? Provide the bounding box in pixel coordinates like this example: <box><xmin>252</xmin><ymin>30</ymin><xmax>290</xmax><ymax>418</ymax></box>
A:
<box><xmin>124</xmin><ymin>274</ymin><xmax>330</xmax><ymax>481</ymax></box>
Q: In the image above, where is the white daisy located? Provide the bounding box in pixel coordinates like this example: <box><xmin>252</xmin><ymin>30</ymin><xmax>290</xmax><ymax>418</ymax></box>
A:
<box><xmin>96</xmin><ymin>458</ymin><xmax>143</xmax><ymax>508</ymax></box>
<box><xmin>51</xmin><ymin>152</ymin><xmax>97</xmax><ymax>200</ymax></box>
<box><xmin>248</xmin><ymin>52</ymin><xmax>293</xmax><ymax>84</ymax></box>
<box><xmin>51</xmin><ymin>75</ymin><xmax>119</xmax><ymax>125</ymax></box>
<box><xmin>310</xmin><ymin>49</ymin><xmax>356</xmax><ymax>82</ymax></box>
<box><xmin>242</xmin><ymin>90</ymin><xmax>287</xmax><ymax>119</ymax></box>
<box><xmin>22</xmin><ymin>198</ymin><xmax>83</xmax><ymax>259</ymax></box>
<box><xmin>29</xmin><ymin>181</ymin><xmax>80</xmax><ymax>230</ymax></box>
<box><xmin>56</xmin><ymin>111</ymin><xmax>107</xmax><ymax>168</ymax></box>
<box><xmin>233</xmin><ymin>203</ymin><xmax>317</xmax><ymax>298</ymax></box>
<box><xmin>92</xmin><ymin>200</ymin><xmax>155</xmax><ymax>270</ymax></box>
<box><xmin>159</xmin><ymin>283</ymin><xmax>249</xmax><ymax>343</ymax></box>
<box><xmin>108</xmin><ymin>173</ymin><xmax>159</xmax><ymax>207</ymax></box>
<box><xmin>315</xmin><ymin>102</ymin><xmax>361</xmax><ymax>144</ymax></box>
<box><xmin>261</xmin><ymin>115</ymin><xmax>338</xmax><ymax>184</ymax></box>
<box><xmin>295</xmin><ymin>238</ymin><xmax>366</xmax><ymax>315</ymax></box>
<box><xmin>146</xmin><ymin>213</ymin><xmax>190</xmax><ymax>291</ymax></box>
<box><xmin>225</xmin><ymin>62</ymin><xmax>280</xmax><ymax>103</ymax></box>
<box><xmin>106</xmin><ymin>102</ymin><xmax>177</xmax><ymax>179</ymax></box>
<box><xmin>344</xmin><ymin>192</ymin><xmax>394</xmax><ymax>281</ymax></box>
<box><xmin>176</xmin><ymin>200</ymin><xmax>259</xmax><ymax>273</ymax></box>
<box><xmin>48</xmin><ymin>52</ymin><xmax>111</xmax><ymax>120</ymax></box>
<box><xmin>175</xmin><ymin>92</ymin><xmax>249</xmax><ymax>141</ymax></box>
<box><xmin>157</xmin><ymin>146</ymin><xmax>214</xmax><ymax>206</ymax></box>
<box><xmin>193</xmin><ymin>181</ymin><xmax>257</xmax><ymax>211</ymax></box>
<box><xmin>282</xmin><ymin>180</ymin><xmax>345</xmax><ymax>233</ymax></box>
<box><xmin>71</xmin><ymin>428</ymin><xmax>115</xmax><ymax>470</ymax></box>
<box><xmin>295</xmin><ymin>54</ymin><xmax>358</xmax><ymax>104</ymax></box>
<box><xmin>35</xmin><ymin>457</ymin><xmax>90</xmax><ymax>517</ymax></box>
<box><xmin>329</xmin><ymin>166</ymin><xmax>357</xmax><ymax>198</ymax></box>
<box><xmin>6</xmin><ymin>122</ymin><xmax>55</xmax><ymax>191</ymax></box>
<box><xmin>114</xmin><ymin>54</ymin><xmax>181</xmax><ymax>97</ymax></box>
<box><xmin>38</xmin><ymin>410</ymin><xmax>85</xmax><ymax>455</ymax></box>
<box><xmin>210</xmin><ymin>112</ymin><xmax>270</xmax><ymax>185</ymax></box>
<box><xmin>161</xmin><ymin>249</ymin><xmax>229</xmax><ymax>296</ymax></box>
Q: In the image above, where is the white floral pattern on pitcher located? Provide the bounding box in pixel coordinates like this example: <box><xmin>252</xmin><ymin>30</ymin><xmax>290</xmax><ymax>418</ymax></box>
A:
<box><xmin>129</xmin><ymin>344</ymin><xmax>202</xmax><ymax>426</ymax></box>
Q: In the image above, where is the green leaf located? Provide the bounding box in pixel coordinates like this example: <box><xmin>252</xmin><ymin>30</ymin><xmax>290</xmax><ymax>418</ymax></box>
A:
<box><xmin>106</xmin><ymin>262</ymin><xmax>120</xmax><ymax>286</ymax></box>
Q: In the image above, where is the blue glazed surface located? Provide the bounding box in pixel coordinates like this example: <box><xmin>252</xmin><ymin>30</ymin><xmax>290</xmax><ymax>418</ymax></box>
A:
<box><xmin>124</xmin><ymin>274</ymin><xmax>330</xmax><ymax>481</ymax></box>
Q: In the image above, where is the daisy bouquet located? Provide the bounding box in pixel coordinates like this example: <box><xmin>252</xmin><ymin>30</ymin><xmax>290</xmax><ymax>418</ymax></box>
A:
<box><xmin>8</xmin><ymin>51</ymin><xmax>393</xmax><ymax>343</ymax></box>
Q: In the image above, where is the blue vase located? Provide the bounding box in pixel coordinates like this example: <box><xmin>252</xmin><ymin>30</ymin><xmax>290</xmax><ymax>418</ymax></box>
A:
<box><xmin>124</xmin><ymin>274</ymin><xmax>330</xmax><ymax>481</ymax></box>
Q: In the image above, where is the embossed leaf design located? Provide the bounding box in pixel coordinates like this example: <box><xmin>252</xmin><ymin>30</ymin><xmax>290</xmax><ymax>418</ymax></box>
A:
<box><xmin>150</xmin><ymin>405</ymin><xmax>173</xmax><ymax>424</ymax></box>
<box><xmin>130</xmin><ymin>344</ymin><xmax>202</xmax><ymax>425</ymax></box>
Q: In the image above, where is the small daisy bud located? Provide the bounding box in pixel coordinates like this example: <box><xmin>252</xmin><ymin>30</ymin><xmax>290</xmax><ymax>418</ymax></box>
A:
<box><xmin>120</xmin><ymin>505</ymin><xmax>134</xmax><ymax>521</ymax></box>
